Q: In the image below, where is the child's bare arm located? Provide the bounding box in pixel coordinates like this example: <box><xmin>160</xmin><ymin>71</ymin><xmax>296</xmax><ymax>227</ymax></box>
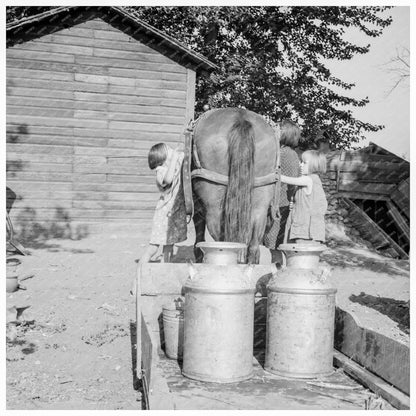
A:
<box><xmin>281</xmin><ymin>174</ymin><xmax>311</xmax><ymax>187</ymax></box>
<box><xmin>160</xmin><ymin>150</ymin><xmax>180</xmax><ymax>186</ymax></box>
<box><xmin>156</xmin><ymin>168</ymin><xmax>167</xmax><ymax>188</ymax></box>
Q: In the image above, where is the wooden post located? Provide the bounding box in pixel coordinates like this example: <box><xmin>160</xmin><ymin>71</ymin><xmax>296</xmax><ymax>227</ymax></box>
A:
<box><xmin>135</xmin><ymin>264</ymin><xmax>142</xmax><ymax>380</ymax></box>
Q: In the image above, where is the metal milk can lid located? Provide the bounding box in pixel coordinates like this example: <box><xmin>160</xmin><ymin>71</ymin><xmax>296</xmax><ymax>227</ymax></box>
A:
<box><xmin>184</xmin><ymin>263</ymin><xmax>256</xmax><ymax>293</ymax></box>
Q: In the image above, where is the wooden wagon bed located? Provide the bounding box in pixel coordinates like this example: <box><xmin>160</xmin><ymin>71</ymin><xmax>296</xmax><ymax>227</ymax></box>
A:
<box><xmin>138</xmin><ymin>263</ymin><xmax>409</xmax><ymax>410</ymax></box>
<box><xmin>149</xmin><ymin>349</ymin><xmax>377</xmax><ymax>410</ymax></box>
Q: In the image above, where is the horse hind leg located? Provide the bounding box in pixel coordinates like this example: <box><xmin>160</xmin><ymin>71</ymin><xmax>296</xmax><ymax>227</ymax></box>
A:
<box><xmin>247</xmin><ymin>236</ymin><xmax>261</xmax><ymax>264</ymax></box>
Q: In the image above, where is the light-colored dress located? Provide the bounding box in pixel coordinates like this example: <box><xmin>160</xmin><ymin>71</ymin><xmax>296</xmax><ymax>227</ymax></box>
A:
<box><xmin>288</xmin><ymin>174</ymin><xmax>327</xmax><ymax>242</ymax></box>
<box><xmin>149</xmin><ymin>151</ymin><xmax>187</xmax><ymax>245</ymax></box>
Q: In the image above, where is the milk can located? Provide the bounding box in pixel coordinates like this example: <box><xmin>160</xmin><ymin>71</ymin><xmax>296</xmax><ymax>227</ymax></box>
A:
<box><xmin>265</xmin><ymin>243</ymin><xmax>336</xmax><ymax>378</ymax></box>
<box><xmin>182</xmin><ymin>242</ymin><xmax>255</xmax><ymax>383</ymax></box>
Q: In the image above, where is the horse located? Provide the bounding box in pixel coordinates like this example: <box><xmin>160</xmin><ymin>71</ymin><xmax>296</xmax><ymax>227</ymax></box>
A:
<box><xmin>189</xmin><ymin>108</ymin><xmax>280</xmax><ymax>264</ymax></box>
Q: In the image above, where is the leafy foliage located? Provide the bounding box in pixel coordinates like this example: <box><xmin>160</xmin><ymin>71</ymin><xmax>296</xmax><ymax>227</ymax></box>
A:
<box><xmin>126</xmin><ymin>6</ymin><xmax>392</xmax><ymax>149</ymax></box>
<box><xmin>7</xmin><ymin>6</ymin><xmax>393</xmax><ymax>149</ymax></box>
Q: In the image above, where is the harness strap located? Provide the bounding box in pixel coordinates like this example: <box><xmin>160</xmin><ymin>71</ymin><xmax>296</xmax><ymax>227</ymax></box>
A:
<box><xmin>270</xmin><ymin>127</ymin><xmax>282</xmax><ymax>221</ymax></box>
<box><xmin>191</xmin><ymin>168</ymin><xmax>279</xmax><ymax>188</ymax></box>
<box><xmin>182</xmin><ymin>111</ymin><xmax>281</xmax><ymax>222</ymax></box>
<box><xmin>182</xmin><ymin>122</ymin><xmax>194</xmax><ymax>221</ymax></box>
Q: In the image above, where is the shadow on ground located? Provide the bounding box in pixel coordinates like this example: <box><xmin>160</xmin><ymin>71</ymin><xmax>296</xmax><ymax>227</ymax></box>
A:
<box><xmin>321</xmin><ymin>246</ymin><xmax>409</xmax><ymax>277</ymax></box>
<box><xmin>8</xmin><ymin>205</ymin><xmax>91</xmax><ymax>252</ymax></box>
<box><xmin>349</xmin><ymin>292</ymin><xmax>410</xmax><ymax>335</ymax></box>
<box><xmin>7</xmin><ymin>243</ymin><xmax>94</xmax><ymax>255</ymax></box>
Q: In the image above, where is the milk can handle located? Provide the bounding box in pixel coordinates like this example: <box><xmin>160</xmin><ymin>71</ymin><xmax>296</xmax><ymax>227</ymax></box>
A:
<box><xmin>187</xmin><ymin>260</ymin><xmax>195</xmax><ymax>281</ymax></box>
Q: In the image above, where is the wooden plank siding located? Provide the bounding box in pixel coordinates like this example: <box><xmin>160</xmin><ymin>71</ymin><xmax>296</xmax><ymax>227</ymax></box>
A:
<box><xmin>328</xmin><ymin>150</ymin><xmax>410</xmax><ymax>215</ymax></box>
<box><xmin>6</xmin><ymin>17</ymin><xmax>195</xmax><ymax>236</ymax></box>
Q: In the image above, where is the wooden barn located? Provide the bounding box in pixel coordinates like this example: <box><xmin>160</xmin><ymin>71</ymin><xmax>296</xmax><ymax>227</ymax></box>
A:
<box><xmin>327</xmin><ymin>143</ymin><xmax>410</xmax><ymax>259</ymax></box>
<box><xmin>6</xmin><ymin>6</ymin><xmax>216</xmax><ymax>241</ymax></box>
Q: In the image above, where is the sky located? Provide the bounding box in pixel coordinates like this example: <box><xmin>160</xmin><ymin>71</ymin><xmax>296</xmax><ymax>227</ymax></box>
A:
<box><xmin>324</xmin><ymin>6</ymin><xmax>410</xmax><ymax>160</ymax></box>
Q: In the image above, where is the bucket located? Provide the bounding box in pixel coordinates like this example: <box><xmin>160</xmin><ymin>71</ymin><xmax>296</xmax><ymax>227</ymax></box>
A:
<box><xmin>7</xmin><ymin>275</ymin><xmax>19</xmax><ymax>293</ymax></box>
<box><xmin>162</xmin><ymin>298</ymin><xmax>184</xmax><ymax>360</ymax></box>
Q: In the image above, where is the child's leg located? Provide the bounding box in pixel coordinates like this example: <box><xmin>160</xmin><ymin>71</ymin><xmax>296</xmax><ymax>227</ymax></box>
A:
<box><xmin>140</xmin><ymin>244</ymin><xmax>160</xmax><ymax>264</ymax></box>
<box><xmin>149</xmin><ymin>246</ymin><xmax>163</xmax><ymax>262</ymax></box>
<box><xmin>162</xmin><ymin>244</ymin><xmax>173</xmax><ymax>263</ymax></box>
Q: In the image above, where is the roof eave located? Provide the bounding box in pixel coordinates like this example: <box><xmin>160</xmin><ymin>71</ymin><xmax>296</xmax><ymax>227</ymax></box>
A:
<box><xmin>6</xmin><ymin>6</ymin><xmax>218</xmax><ymax>74</ymax></box>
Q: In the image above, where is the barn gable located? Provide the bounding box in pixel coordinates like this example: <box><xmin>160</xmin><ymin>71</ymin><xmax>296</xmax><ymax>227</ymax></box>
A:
<box><xmin>326</xmin><ymin>143</ymin><xmax>410</xmax><ymax>258</ymax></box>
<box><xmin>6</xmin><ymin>7</ymin><xmax>216</xmax><ymax>241</ymax></box>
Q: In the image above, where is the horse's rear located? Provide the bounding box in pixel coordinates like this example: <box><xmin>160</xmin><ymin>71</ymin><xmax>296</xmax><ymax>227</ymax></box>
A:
<box><xmin>191</xmin><ymin>108</ymin><xmax>279</xmax><ymax>264</ymax></box>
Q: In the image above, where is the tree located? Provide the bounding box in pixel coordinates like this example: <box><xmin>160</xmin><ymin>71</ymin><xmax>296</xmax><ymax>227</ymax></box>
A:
<box><xmin>126</xmin><ymin>6</ymin><xmax>393</xmax><ymax>149</ymax></box>
<box><xmin>6</xmin><ymin>6</ymin><xmax>51</xmax><ymax>23</ymax></box>
<box><xmin>7</xmin><ymin>6</ymin><xmax>393</xmax><ymax>149</ymax></box>
<box><xmin>383</xmin><ymin>46</ymin><xmax>410</xmax><ymax>96</ymax></box>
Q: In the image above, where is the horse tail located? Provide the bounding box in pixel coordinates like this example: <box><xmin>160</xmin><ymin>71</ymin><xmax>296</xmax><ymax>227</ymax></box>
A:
<box><xmin>224</xmin><ymin>110</ymin><xmax>255</xmax><ymax>245</ymax></box>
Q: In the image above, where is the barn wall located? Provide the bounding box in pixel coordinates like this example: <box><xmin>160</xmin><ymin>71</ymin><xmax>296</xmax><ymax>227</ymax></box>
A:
<box><xmin>6</xmin><ymin>18</ymin><xmax>195</xmax><ymax>239</ymax></box>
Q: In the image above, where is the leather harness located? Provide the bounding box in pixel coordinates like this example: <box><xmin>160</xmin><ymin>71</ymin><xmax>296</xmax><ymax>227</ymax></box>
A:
<box><xmin>182</xmin><ymin>113</ymin><xmax>281</xmax><ymax>222</ymax></box>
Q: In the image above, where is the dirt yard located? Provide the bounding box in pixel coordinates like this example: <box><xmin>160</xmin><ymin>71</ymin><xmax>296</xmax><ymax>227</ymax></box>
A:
<box><xmin>6</xmin><ymin>223</ymin><xmax>410</xmax><ymax>410</ymax></box>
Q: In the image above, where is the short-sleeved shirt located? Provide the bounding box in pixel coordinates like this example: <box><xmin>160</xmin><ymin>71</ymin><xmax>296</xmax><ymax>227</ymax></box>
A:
<box><xmin>280</xmin><ymin>146</ymin><xmax>300</xmax><ymax>206</ymax></box>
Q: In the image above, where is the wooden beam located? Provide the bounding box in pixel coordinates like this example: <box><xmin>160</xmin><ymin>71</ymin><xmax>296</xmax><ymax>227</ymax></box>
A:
<box><xmin>334</xmin><ymin>307</ymin><xmax>409</xmax><ymax>396</ymax></box>
<box><xmin>334</xmin><ymin>191</ymin><xmax>389</xmax><ymax>201</ymax></box>
<box><xmin>340</xmin><ymin>198</ymin><xmax>408</xmax><ymax>259</ymax></box>
<box><xmin>390</xmin><ymin>178</ymin><xmax>410</xmax><ymax>219</ymax></box>
<box><xmin>338</xmin><ymin>181</ymin><xmax>396</xmax><ymax>195</ymax></box>
<box><xmin>333</xmin><ymin>351</ymin><xmax>410</xmax><ymax>410</ymax></box>
<box><xmin>386</xmin><ymin>201</ymin><xmax>410</xmax><ymax>243</ymax></box>
<box><xmin>338</xmin><ymin>169</ymin><xmax>408</xmax><ymax>184</ymax></box>
<box><xmin>140</xmin><ymin>314</ymin><xmax>175</xmax><ymax>410</ymax></box>
<box><xmin>340</xmin><ymin>151</ymin><xmax>407</xmax><ymax>165</ymax></box>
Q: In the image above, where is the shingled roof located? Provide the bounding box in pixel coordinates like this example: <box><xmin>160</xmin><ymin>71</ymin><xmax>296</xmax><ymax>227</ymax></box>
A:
<box><xmin>6</xmin><ymin>6</ymin><xmax>218</xmax><ymax>75</ymax></box>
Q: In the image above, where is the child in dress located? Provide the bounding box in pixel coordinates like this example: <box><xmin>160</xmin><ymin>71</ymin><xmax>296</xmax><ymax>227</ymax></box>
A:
<box><xmin>280</xmin><ymin>150</ymin><xmax>328</xmax><ymax>244</ymax></box>
<box><xmin>131</xmin><ymin>143</ymin><xmax>187</xmax><ymax>295</ymax></box>
<box><xmin>263</xmin><ymin>119</ymin><xmax>301</xmax><ymax>262</ymax></box>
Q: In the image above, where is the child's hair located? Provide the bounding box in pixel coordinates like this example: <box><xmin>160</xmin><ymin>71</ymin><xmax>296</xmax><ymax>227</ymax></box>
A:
<box><xmin>148</xmin><ymin>143</ymin><xmax>168</xmax><ymax>170</ymax></box>
<box><xmin>302</xmin><ymin>150</ymin><xmax>327</xmax><ymax>174</ymax></box>
<box><xmin>279</xmin><ymin>119</ymin><xmax>301</xmax><ymax>148</ymax></box>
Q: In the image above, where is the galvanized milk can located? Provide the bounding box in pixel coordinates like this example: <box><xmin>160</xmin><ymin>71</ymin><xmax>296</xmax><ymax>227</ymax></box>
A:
<box><xmin>182</xmin><ymin>241</ymin><xmax>255</xmax><ymax>383</ymax></box>
<box><xmin>265</xmin><ymin>243</ymin><xmax>336</xmax><ymax>378</ymax></box>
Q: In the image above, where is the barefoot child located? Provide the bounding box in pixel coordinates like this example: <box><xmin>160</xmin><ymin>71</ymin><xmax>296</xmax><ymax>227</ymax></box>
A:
<box><xmin>132</xmin><ymin>143</ymin><xmax>187</xmax><ymax>295</ymax></box>
<box><xmin>281</xmin><ymin>150</ymin><xmax>328</xmax><ymax>244</ymax></box>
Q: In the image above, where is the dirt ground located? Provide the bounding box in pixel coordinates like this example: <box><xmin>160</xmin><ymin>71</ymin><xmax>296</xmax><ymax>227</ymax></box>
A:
<box><xmin>5</xmin><ymin>223</ymin><xmax>410</xmax><ymax>410</ymax></box>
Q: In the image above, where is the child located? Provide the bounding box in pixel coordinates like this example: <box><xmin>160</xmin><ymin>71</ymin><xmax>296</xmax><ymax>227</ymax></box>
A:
<box><xmin>263</xmin><ymin>119</ymin><xmax>301</xmax><ymax>262</ymax></box>
<box><xmin>131</xmin><ymin>143</ymin><xmax>187</xmax><ymax>296</ymax></box>
<box><xmin>281</xmin><ymin>150</ymin><xmax>328</xmax><ymax>244</ymax></box>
